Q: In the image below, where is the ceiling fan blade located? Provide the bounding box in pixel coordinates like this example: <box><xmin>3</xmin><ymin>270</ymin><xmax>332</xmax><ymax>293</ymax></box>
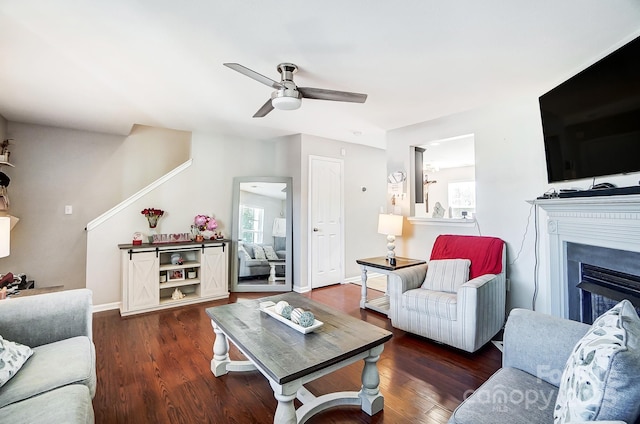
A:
<box><xmin>298</xmin><ymin>87</ymin><xmax>367</xmax><ymax>103</ymax></box>
<box><xmin>253</xmin><ymin>98</ymin><xmax>274</xmax><ymax>118</ymax></box>
<box><xmin>223</xmin><ymin>63</ymin><xmax>283</xmax><ymax>89</ymax></box>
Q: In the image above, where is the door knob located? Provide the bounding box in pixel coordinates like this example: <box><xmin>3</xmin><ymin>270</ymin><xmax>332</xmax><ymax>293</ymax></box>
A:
<box><xmin>313</xmin><ymin>227</ymin><xmax>319</xmax><ymax>232</ymax></box>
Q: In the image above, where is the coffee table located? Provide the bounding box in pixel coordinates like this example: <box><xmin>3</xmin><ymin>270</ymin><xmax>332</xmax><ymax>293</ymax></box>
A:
<box><xmin>206</xmin><ymin>292</ymin><xmax>392</xmax><ymax>424</ymax></box>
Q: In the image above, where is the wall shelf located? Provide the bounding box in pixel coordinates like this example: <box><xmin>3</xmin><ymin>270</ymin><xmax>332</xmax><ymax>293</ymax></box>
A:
<box><xmin>407</xmin><ymin>217</ymin><xmax>476</xmax><ymax>226</ymax></box>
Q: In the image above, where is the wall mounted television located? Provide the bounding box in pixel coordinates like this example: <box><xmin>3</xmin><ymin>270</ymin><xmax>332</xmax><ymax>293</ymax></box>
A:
<box><xmin>539</xmin><ymin>35</ymin><xmax>640</xmax><ymax>183</ymax></box>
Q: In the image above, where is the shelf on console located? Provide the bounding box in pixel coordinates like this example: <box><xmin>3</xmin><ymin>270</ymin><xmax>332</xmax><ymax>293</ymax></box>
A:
<box><xmin>159</xmin><ymin>292</ymin><xmax>200</xmax><ymax>305</ymax></box>
<box><xmin>159</xmin><ymin>261</ymin><xmax>201</xmax><ymax>271</ymax></box>
<box><xmin>160</xmin><ymin>279</ymin><xmax>201</xmax><ymax>290</ymax></box>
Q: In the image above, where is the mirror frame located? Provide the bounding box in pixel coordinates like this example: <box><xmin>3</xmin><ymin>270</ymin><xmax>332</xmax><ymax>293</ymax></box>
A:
<box><xmin>230</xmin><ymin>176</ymin><xmax>293</xmax><ymax>292</ymax></box>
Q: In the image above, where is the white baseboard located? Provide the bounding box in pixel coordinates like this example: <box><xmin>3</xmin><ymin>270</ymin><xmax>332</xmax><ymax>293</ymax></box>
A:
<box><xmin>345</xmin><ymin>272</ymin><xmax>385</xmax><ymax>285</ymax></box>
<box><xmin>92</xmin><ymin>302</ymin><xmax>120</xmax><ymax>313</ymax></box>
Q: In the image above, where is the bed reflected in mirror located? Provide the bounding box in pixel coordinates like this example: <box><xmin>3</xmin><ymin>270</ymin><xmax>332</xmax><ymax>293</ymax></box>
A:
<box><xmin>230</xmin><ymin>176</ymin><xmax>292</xmax><ymax>292</ymax></box>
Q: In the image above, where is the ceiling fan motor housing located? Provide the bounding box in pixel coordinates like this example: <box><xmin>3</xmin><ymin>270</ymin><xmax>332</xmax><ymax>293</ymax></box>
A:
<box><xmin>277</xmin><ymin>63</ymin><xmax>298</xmax><ymax>81</ymax></box>
<box><xmin>271</xmin><ymin>63</ymin><xmax>302</xmax><ymax>109</ymax></box>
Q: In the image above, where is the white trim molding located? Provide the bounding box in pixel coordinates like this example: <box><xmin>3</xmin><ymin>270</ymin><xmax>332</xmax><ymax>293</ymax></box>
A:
<box><xmin>533</xmin><ymin>194</ymin><xmax>640</xmax><ymax>318</ymax></box>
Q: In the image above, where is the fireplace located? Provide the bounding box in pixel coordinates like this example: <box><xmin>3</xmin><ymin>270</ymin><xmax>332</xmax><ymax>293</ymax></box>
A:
<box><xmin>535</xmin><ymin>194</ymin><xmax>640</xmax><ymax>320</ymax></box>
<box><xmin>577</xmin><ymin>263</ymin><xmax>640</xmax><ymax>324</ymax></box>
<box><xmin>565</xmin><ymin>242</ymin><xmax>640</xmax><ymax>323</ymax></box>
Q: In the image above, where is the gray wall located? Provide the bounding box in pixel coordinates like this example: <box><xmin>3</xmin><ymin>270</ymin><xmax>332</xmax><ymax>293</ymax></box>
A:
<box><xmin>1</xmin><ymin>120</ymin><xmax>386</xmax><ymax>305</ymax></box>
<box><xmin>0</xmin><ymin>122</ymin><xmax>190</xmax><ymax>290</ymax></box>
<box><xmin>297</xmin><ymin>134</ymin><xmax>387</xmax><ymax>291</ymax></box>
<box><xmin>0</xmin><ymin>115</ymin><xmax>6</xmax><ymax>140</ymax></box>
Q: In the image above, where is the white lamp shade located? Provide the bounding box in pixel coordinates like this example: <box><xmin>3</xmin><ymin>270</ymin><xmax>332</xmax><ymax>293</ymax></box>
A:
<box><xmin>377</xmin><ymin>214</ymin><xmax>403</xmax><ymax>236</ymax></box>
<box><xmin>272</xmin><ymin>218</ymin><xmax>287</xmax><ymax>237</ymax></box>
<box><xmin>0</xmin><ymin>216</ymin><xmax>10</xmax><ymax>258</ymax></box>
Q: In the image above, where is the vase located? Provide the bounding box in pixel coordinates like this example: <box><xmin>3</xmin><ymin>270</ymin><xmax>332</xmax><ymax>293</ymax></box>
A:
<box><xmin>146</xmin><ymin>215</ymin><xmax>160</xmax><ymax>228</ymax></box>
<box><xmin>201</xmin><ymin>230</ymin><xmax>215</xmax><ymax>240</ymax></box>
<box><xmin>148</xmin><ymin>227</ymin><xmax>157</xmax><ymax>243</ymax></box>
<box><xmin>190</xmin><ymin>225</ymin><xmax>199</xmax><ymax>240</ymax></box>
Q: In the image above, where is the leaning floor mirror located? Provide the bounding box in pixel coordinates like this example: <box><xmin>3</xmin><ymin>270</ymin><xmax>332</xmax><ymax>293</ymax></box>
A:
<box><xmin>230</xmin><ymin>176</ymin><xmax>293</xmax><ymax>292</ymax></box>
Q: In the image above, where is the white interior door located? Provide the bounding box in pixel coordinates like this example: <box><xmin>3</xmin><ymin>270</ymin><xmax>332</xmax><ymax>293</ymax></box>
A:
<box><xmin>309</xmin><ymin>156</ymin><xmax>344</xmax><ymax>288</ymax></box>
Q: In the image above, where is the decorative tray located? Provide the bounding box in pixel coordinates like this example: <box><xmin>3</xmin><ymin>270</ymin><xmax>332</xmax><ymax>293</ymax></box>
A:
<box><xmin>259</xmin><ymin>303</ymin><xmax>323</xmax><ymax>334</ymax></box>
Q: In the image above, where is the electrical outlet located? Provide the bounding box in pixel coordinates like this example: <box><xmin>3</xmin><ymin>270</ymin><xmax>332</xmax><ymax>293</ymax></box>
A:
<box><xmin>65</xmin><ymin>205</ymin><xmax>73</xmax><ymax>215</ymax></box>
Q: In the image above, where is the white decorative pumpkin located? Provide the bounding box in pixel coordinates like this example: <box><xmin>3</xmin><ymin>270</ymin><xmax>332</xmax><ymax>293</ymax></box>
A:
<box><xmin>290</xmin><ymin>307</ymin><xmax>305</xmax><ymax>324</ymax></box>
<box><xmin>274</xmin><ymin>300</ymin><xmax>289</xmax><ymax>315</ymax></box>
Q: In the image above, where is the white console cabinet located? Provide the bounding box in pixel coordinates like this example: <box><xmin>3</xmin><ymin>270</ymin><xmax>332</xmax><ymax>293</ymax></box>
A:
<box><xmin>119</xmin><ymin>240</ymin><xmax>229</xmax><ymax>316</ymax></box>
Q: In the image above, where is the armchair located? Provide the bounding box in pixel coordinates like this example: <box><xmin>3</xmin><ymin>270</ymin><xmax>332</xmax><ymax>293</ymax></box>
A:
<box><xmin>388</xmin><ymin>235</ymin><xmax>506</xmax><ymax>353</ymax></box>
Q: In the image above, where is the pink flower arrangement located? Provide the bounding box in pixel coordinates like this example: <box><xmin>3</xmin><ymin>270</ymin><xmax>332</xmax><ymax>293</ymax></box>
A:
<box><xmin>194</xmin><ymin>214</ymin><xmax>218</xmax><ymax>232</ymax></box>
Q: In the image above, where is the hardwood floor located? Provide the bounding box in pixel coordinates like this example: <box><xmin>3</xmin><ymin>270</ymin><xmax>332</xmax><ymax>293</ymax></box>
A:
<box><xmin>92</xmin><ymin>283</ymin><xmax>501</xmax><ymax>423</ymax></box>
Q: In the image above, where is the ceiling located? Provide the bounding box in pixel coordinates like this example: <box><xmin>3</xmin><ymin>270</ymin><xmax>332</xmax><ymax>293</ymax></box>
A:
<box><xmin>240</xmin><ymin>182</ymin><xmax>287</xmax><ymax>200</ymax></box>
<box><xmin>419</xmin><ymin>134</ymin><xmax>475</xmax><ymax>170</ymax></box>
<box><xmin>1</xmin><ymin>1</ymin><xmax>639</xmax><ymax>150</ymax></box>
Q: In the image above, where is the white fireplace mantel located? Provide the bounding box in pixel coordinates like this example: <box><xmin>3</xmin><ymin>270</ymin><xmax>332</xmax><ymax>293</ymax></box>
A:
<box><xmin>532</xmin><ymin>194</ymin><xmax>640</xmax><ymax>318</ymax></box>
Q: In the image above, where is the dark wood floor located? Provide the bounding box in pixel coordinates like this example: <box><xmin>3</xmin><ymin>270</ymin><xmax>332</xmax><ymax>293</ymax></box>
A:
<box><xmin>92</xmin><ymin>283</ymin><xmax>501</xmax><ymax>423</ymax></box>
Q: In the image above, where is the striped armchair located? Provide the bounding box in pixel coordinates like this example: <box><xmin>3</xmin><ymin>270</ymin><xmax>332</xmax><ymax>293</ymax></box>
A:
<box><xmin>388</xmin><ymin>235</ymin><xmax>506</xmax><ymax>353</ymax></box>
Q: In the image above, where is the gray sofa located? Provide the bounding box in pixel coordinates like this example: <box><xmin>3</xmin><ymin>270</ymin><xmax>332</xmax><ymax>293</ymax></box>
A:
<box><xmin>239</xmin><ymin>240</ymin><xmax>286</xmax><ymax>278</ymax></box>
<box><xmin>0</xmin><ymin>289</ymin><xmax>96</xmax><ymax>423</ymax></box>
<box><xmin>449</xmin><ymin>308</ymin><xmax>629</xmax><ymax>424</ymax></box>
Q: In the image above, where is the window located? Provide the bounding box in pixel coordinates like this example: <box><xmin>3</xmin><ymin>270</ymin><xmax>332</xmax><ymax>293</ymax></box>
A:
<box><xmin>411</xmin><ymin>134</ymin><xmax>476</xmax><ymax>219</ymax></box>
<box><xmin>448</xmin><ymin>181</ymin><xmax>476</xmax><ymax>218</ymax></box>
<box><xmin>239</xmin><ymin>205</ymin><xmax>264</xmax><ymax>243</ymax></box>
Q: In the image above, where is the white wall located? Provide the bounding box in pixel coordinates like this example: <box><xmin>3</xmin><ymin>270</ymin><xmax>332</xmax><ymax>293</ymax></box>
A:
<box><xmin>387</xmin><ymin>96</ymin><xmax>640</xmax><ymax>314</ymax></box>
<box><xmin>388</xmin><ymin>97</ymin><xmax>550</xmax><ymax>312</ymax></box>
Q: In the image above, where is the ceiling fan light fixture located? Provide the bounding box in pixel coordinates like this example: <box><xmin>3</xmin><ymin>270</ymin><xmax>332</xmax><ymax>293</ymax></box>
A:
<box><xmin>272</xmin><ymin>96</ymin><xmax>301</xmax><ymax>111</ymax></box>
<box><xmin>224</xmin><ymin>62</ymin><xmax>367</xmax><ymax>117</ymax></box>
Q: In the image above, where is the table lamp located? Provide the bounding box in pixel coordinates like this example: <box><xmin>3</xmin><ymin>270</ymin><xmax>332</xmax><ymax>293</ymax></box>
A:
<box><xmin>0</xmin><ymin>216</ymin><xmax>10</xmax><ymax>258</ymax></box>
<box><xmin>377</xmin><ymin>214</ymin><xmax>403</xmax><ymax>265</ymax></box>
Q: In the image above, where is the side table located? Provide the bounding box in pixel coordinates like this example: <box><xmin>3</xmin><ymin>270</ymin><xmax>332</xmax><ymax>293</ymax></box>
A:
<box><xmin>267</xmin><ymin>259</ymin><xmax>286</xmax><ymax>284</ymax></box>
<box><xmin>356</xmin><ymin>256</ymin><xmax>426</xmax><ymax>316</ymax></box>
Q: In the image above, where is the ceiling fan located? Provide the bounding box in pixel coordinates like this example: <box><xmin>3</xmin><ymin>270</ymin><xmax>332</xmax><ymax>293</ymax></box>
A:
<box><xmin>223</xmin><ymin>62</ymin><xmax>368</xmax><ymax>118</ymax></box>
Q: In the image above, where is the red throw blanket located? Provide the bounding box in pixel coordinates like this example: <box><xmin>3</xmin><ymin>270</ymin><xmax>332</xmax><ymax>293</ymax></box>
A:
<box><xmin>430</xmin><ymin>235</ymin><xmax>504</xmax><ymax>279</ymax></box>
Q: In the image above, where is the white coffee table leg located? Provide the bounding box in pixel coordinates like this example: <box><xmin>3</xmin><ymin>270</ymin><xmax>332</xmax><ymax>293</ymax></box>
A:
<box><xmin>269</xmin><ymin>263</ymin><xmax>276</xmax><ymax>283</ymax></box>
<box><xmin>211</xmin><ymin>320</ymin><xmax>230</xmax><ymax>377</ymax></box>
<box><xmin>359</xmin><ymin>266</ymin><xmax>368</xmax><ymax>309</ymax></box>
<box><xmin>358</xmin><ymin>344</ymin><xmax>384</xmax><ymax>415</ymax></box>
<box><xmin>269</xmin><ymin>380</ymin><xmax>298</xmax><ymax>424</ymax></box>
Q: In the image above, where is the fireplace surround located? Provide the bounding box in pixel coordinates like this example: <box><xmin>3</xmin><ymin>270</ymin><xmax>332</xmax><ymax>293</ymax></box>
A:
<box><xmin>534</xmin><ymin>194</ymin><xmax>640</xmax><ymax>320</ymax></box>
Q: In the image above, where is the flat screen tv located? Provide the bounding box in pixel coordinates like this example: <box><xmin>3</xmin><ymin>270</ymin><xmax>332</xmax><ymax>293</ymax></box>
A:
<box><xmin>539</xmin><ymin>35</ymin><xmax>640</xmax><ymax>183</ymax></box>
